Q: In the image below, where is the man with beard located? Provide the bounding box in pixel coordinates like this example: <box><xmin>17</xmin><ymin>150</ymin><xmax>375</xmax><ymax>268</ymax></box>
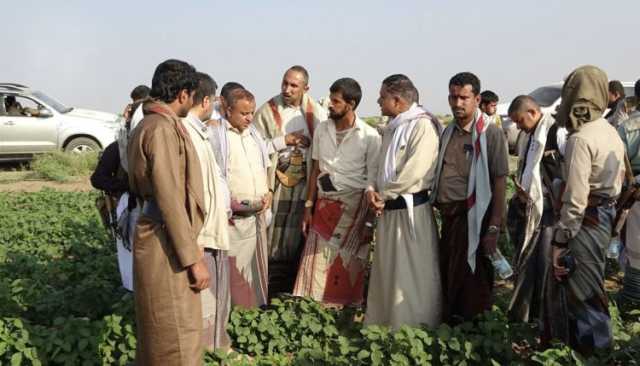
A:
<box><xmin>293</xmin><ymin>78</ymin><xmax>381</xmax><ymax>306</ymax></box>
<box><xmin>605</xmin><ymin>80</ymin><xmax>626</xmax><ymax>127</ymax></box>
<box><xmin>506</xmin><ymin>95</ymin><xmax>564</xmax><ymax>328</ymax></box>
<box><xmin>549</xmin><ymin>65</ymin><xmax>624</xmax><ymax>354</ymax></box>
<box><xmin>253</xmin><ymin>65</ymin><xmax>328</xmax><ymax>295</ymax></box>
<box><xmin>480</xmin><ymin>90</ymin><xmax>501</xmax><ymax>127</ymax></box>
<box><xmin>181</xmin><ymin>72</ymin><xmax>233</xmax><ymax>351</ymax></box>
<box><xmin>364</xmin><ymin>74</ymin><xmax>443</xmax><ymax>328</ymax></box>
<box><xmin>610</xmin><ymin>79</ymin><xmax>640</xmax><ymax>133</ymax></box>
<box><xmin>127</xmin><ymin>59</ymin><xmax>208</xmax><ymax>365</ymax></box>
<box><xmin>432</xmin><ymin>72</ymin><xmax>509</xmax><ymax>324</ymax></box>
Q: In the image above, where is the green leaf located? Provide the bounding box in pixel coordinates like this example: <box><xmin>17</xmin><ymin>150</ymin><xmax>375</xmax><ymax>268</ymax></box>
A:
<box><xmin>448</xmin><ymin>338</ymin><xmax>461</xmax><ymax>351</ymax></box>
<box><xmin>78</xmin><ymin>339</ymin><xmax>89</xmax><ymax>351</ymax></box>
<box><xmin>371</xmin><ymin>350</ymin><xmax>383</xmax><ymax>365</ymax></box>
<box><xmin>357</xmin><ymin>350</ymin><xmax>370</xmax><ymax>360</ymax></box>
<box><xmin>309</xmin><ymin>322</ymin><xmax>322</xmax><ymax>334</ymax></box>
<box><xmin>11</xmin><ymin>352</ymin><xmax>23</xmax><ymax>366</ymax></box>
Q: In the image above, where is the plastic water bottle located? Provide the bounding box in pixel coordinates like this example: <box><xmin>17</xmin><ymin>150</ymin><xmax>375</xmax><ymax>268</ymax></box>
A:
<box><xmin>487</xmin><ymin>249</ymin><xmax>514</xmax><ymax>279</ymax></box>
<box><xmin>607</xmin><ymin>236</ymin><xmax>622</xmax><ymax>260</ymax></box>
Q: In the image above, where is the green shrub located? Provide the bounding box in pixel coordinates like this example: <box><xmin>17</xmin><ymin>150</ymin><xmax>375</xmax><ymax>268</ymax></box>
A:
<box><xmin>0</xmin><ymin>318</ymin><xmax>42</xmax><ymax>366</ymax></box>
<box><xmin>1</xmin><ymin>190</ymin><xmax>639</xmax><ymax>365</ymax></box>
<box><xmin>29</xmin><ymin>151</ymin><xmax>98</xmax><ymax>182</ymax></box>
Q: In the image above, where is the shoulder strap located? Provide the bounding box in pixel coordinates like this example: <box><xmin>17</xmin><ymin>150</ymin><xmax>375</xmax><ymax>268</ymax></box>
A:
<box><xmin>268</xmin><ymin>98</ymin><xmax>283</xmax><ymax>131</ymax></box>
<box><xmin>424</xmin><ymin>113</ymin><xmax>443</xmax><ymax>139</ymax></box>
<box><xmin>304</xmin><ymin>99</ymin><xmax>315</xmax><ymax>137</ymax></box>
<box><xmin>624</xmin><ymin>152</ymin><xmax>635</xmax><ymax>183</ymax></box>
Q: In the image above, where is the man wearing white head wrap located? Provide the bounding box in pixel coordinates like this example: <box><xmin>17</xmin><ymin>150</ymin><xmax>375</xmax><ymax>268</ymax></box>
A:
<box><xmin>364</xmin><ymin>74</ymin><xmax>443</xmax><ymax>329</ymax></box>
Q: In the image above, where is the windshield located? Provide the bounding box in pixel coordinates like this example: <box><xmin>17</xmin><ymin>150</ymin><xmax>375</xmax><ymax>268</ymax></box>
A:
<box><xmin>31</xmin><ymin>90</ymin><xmax>72</xmax><ymax>113</ymax></box>
<box><xmin>528</xmin><ymin>86</ymin><xmax>562</xmax><ymax>107</ymax></box>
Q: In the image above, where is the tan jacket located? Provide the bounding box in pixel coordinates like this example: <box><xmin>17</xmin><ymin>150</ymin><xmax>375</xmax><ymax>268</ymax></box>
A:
<box><xmin>554</xmin><ymin>118</ymin><xmax>625</xmax><ymax>243</ymax></box>
<box><xmin>127</xmin><ymin>101</ymin><xmax>206</xmax><ymax>365</ymax></box>
<box><xmin>128</xmin><ymin>101</ymin><xmax>205</xmax><ymax>268</ymax></box>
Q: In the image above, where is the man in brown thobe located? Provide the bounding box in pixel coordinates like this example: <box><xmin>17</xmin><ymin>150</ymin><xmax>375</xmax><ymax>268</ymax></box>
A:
<box><xmin>128</xmin><ymin>59</ymin><xmax>210</xmax><ymax>365</ymax></box>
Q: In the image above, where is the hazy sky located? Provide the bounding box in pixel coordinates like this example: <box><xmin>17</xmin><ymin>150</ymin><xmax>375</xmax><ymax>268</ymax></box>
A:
<box><xmin>3</xmin><ymin>0</ymin><xmax>639</xmax><ymax>117</ymax></box>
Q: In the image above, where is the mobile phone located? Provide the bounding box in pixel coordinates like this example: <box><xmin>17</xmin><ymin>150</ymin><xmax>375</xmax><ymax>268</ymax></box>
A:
<box><xmin>558</xmin><ymin>254</ymin><xmax>576</xmax><ymax>277</ymax></box>
<box><xmin>319</xmin><ymin>174</ymin><xmax>337</xmax><ymax>192</ymax></box>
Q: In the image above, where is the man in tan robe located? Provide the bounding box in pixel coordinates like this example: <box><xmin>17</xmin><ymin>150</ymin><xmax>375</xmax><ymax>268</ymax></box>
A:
<box><xmin>364</xmin><ymin>74</ymin><xmax>443</xmax><ymax>329</ymax></box>
<box><xmin>254</xmin><ymin>65</ymin><xmax>328</xmax><ymax>295</ymax></box>
<box><xmin>222</xmin><ymin>88</ymin><xmax>271</xmax><ymax>308</ymax></box>
<box><xmin>182</xmin><ymin>72</ymin><xmax>232</xmax><ymax>351</ymax></box>
<box><xmin>128</xmin><ymin>59</ymin><xmax>209</xmax><ymax>365</ymax></box>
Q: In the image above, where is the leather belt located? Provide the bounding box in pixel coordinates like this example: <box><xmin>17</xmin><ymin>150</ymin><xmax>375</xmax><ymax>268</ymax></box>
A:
<box><xmin>384</xmin><ymin>190</ymin><xmax>430</xmax><ymax>211</ymax></box>
<box><xmin>141</xmin><ymin>199</ymin><xmax>164</xmax><ymax>222</ymax></box>
<box><xmin>586</xmin><ymin>194</ymin><xmax>617</xmax><ymax>208</ymax></box>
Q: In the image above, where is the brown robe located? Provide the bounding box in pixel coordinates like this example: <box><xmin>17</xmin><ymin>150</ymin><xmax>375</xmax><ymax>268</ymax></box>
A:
<box><xmin>438</xmin><ymin>201</ymin><xmax>494</xmax><ymax>324</ymax></box>
<box><xmin>128</xmin><ymin>101</ymin><xmax>206</xmax><ymax>366</ymax></box>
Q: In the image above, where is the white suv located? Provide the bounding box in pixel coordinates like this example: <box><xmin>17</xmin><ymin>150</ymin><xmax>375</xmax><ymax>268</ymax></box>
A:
<box><xmin>0</xmin><ymin>83</ymin><xmax>121</xmax><ymax>161</ymax></box>
<box><xmin>498</xmin><ymin>82</ymin><xmax>636</xmax><ymax>154</ymax></box>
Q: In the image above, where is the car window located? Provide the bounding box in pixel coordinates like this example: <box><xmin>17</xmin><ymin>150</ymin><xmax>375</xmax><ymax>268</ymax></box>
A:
<box><xmin>528</xmin><ymin>86</ymin><xmax>562</xmax><ymax>107</ymax></box>
<box><xmin>0</xmin><ymin>95</ymin><xmax>6</xmax><ymax>115</ymax></box>
<box><xmin>31</xmin><ymin>91</ymin><xmax>70</xmax><ymax>113</ymax></box>
<box><xmin>4</xmin><ymin>95</ymin><xmax>46</xmax><ymax>118</ymax></box>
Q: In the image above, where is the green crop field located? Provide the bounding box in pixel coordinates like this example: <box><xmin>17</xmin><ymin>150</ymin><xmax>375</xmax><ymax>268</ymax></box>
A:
<box><xmin>0</xmin><ymin>189</ymin><xmax>639</xmax><ymax>365</ymax></box>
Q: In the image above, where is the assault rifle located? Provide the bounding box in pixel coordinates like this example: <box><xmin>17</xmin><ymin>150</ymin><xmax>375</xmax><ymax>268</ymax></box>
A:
<box><xmin>613</xmin><ymin>153</ymin><xmax>640</xmax><ymax>236</ymax></box>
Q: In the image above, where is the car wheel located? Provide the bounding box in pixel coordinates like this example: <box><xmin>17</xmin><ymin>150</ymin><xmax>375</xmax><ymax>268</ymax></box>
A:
<box><xmin>64</xmin><ymin>137</ymin><xmax>100</xmax><ymax>154</ymax></box>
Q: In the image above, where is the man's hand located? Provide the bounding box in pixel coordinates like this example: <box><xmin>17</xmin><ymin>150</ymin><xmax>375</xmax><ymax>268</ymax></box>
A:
<box><xmin>188</xmin><ymin>258</ymin><xmax>210</xmax><ymax>292</ymax></box>
<box><xmin>481</xmin><ymin>232</ymin><xmax>498</xmax><ymax>255</ymax></box>
<box><xmin>260</xmin><ymin>192</ymin><xmax>273</xmax><ymax>213</ymax></box>
<box><xmin>514</xmin><ymin>185</ymin><xmax>530</xmax><ymax>204</ymax></box>
<box><xmin>122</xmin><ymin>104</ymin><xmax>133</xmax><ymax>120</ymax></box>
<box><xmin>302</xmin><ymin>207</ymin><xmax>313</xmax><ymax>237</ymax></box>
<box><xmin>285</xmin><ymin>129</ymin><xmax>311</xmax><ymax>148</ymax></box>
<box><xmin>552</xmin><ymin>246</ymin><xmax>569</xmax><ymax>282</ymax></box>
<box><xmin>366</xmin><ymin>190</ymin><xmax>385</xmax><ymax>216</ymax></box>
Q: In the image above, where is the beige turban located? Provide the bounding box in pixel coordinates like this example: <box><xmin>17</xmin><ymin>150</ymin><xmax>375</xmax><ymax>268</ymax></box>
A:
<box><xmin>556</xmin><ymin>65</ymin><xmax>608</xmax><ymax>132</ymax></box>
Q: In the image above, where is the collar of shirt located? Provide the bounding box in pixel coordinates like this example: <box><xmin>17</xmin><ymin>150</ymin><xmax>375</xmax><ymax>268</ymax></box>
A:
<box><xmin>185</xmin><ymin>113</ymin><xmax>209</xmax><ymax>139</ymax></box>
<box><xmin>327</xmin><ymin>115</ymin><xmax>363</xmax><ymax>142</ymax></box>
<box><xmin>224</xmin><ymin>118</ymin><xmax>251</xmax><ymax>136</ymax></box>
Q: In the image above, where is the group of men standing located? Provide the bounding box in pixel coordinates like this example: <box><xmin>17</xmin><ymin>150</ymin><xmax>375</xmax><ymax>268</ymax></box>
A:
<box><xmin>506</xmin><ymin>67</ymin><xmax>640</xmax><ymax>355</ymax></box>
<box><xmin>92</xmin><ymin>59</ymin><xmax>639</xmax><ymax>364</ymax></box>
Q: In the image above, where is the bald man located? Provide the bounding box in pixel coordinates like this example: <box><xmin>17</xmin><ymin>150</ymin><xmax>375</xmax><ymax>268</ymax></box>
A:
<box><xmin>253</xmin><ymin>65</ymin><xmax>328</xmax><ymax>295</ymax></box>
<box><xmin>506</xmin><ymin>96</ymin><xmax>564</xmax><ymax>331</ymax></box>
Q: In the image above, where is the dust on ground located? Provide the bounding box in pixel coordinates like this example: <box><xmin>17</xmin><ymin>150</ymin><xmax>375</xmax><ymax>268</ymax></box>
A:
<box><xmin>0</xmin><ymin>176</ymin><xmax>93</xmax><ymax>192</ymax></box>
<box><xmin>0</xmin><ymin>163</ymin><xmax>93</xmax><ymax>192</ymax></box>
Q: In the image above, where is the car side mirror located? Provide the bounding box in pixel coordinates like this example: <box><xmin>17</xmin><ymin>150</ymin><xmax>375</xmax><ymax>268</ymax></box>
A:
<box><xmin>38</xmin><ymin>109</ymin><xmax>53</xmax><ymax>118</ymax></box>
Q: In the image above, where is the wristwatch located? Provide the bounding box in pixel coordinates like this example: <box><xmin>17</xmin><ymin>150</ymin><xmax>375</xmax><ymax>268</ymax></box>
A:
<box><xmin>487</xmin><ymin>225</ymin><xmax>500</xmax><ymax>235</ymax></box>
<box><xmin>304</xmin><ymin>200</ymin><xmax>314</xmax><ymax>208</ymax></box>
